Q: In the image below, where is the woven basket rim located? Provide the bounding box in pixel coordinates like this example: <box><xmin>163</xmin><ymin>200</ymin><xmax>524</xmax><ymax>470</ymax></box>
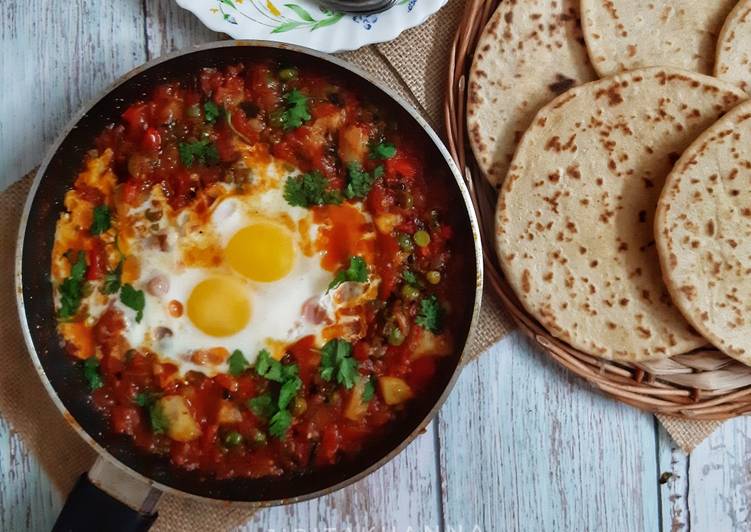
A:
<box><xmin>444</xmin><ymin>0</ymin><xmax>751</xmax><ymax>421</ymax></box>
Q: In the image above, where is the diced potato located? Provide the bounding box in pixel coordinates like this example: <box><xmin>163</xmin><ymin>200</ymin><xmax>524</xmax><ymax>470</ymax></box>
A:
<box><xmin>374</xmin><ymin>213</ymin><xmax>403</xmax><ymax>235</ymax></box>
<box><xmin>338</xmin><ymin>125</ymin><xmax>369</xmax><ymax>164</ymax></box>
<box><xmin>378</xmin><ymin>376</ymin><xmax>414</xmax><ymax>406</ymax></box>
<box><xmin>58</xmin><ymin>322</ymin><xmax>95</xmax><ymax>360</ymax></box>
<box><xmin>158</xmin><ymin>395</ymin><xmax>201</xmax><ymax>442</ymax></box>
<box><xmin>217</xmin><ymin>401</ymin><xmax>243</xmax><ymax>425</ymax></box>
<box><xmin>411</xmin><ymin>330</ymin><xmax>453</xmax><ymax>360</ymax></box>
<box><xmin>121</xmin><ymin>255</ymin><xmax>141</xmax><ymax>283</ymax></box>
<box><xmin>344</xmin><ymin>378</ymin><xmax>368</xmax><ymax>421</ymax></box>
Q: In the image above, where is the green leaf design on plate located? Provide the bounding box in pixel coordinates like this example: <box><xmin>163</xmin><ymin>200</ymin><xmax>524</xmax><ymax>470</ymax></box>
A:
<box><xmin>284</xmin><ymin>3</ymin><xmax>315</xmax><ymax>22</ymax></box>
<box><xmin>312</xmin><ymin>13</ymin><xmax>344</xmax><ymax>30</ymax></box>
<box><xmin>219</xmin><ymin>0</ymin><xmax>236</xmax><ymax>8</ymax></box>
<box><xmin>272</xmin><ymin>20</ymin><xmax>307</xmax><ymax>33</ymax></box>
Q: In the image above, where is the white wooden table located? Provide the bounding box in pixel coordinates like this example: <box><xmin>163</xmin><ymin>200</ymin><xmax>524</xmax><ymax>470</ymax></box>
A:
<box><xmin>2</xmin><ymin>2</ymin><xmax>751</xmax><ymax>530</ymax></box>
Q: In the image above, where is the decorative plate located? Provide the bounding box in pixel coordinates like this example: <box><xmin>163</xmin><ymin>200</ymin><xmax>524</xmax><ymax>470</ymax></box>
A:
<box><xmin>175</xmin><ymin>0</ymin><xmax>448</xmax><ymax>53</ymax></box>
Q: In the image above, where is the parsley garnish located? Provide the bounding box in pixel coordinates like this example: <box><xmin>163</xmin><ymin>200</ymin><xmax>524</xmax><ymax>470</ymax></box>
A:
<box><xmin>149</xmin><ymin>403</ymin><xmax>169</xmax><ymax>435</ymax></box>
<box><xmin>416</xmin><ymin>295</ymin><xmax>442</xmax><ymax>333</ymax></box>
<box><xmin>268</xmin><ymin>409</ymin><xmax>293</xmax><ymax>439</ymax></box>
<box><xmin>370</xmin><ymin>142</ymin><xmax>397</xmax><ymax>160</ymax></box>
<box><xmin>362</xmin><ymin>377</ymin><xmax>376</xmax><ymax>402</ymax></box>
<box><xmin>178</xmin><ymin>140</ymin><xmax>219</xmax><ymax>167</ymax></box>
<box><xmin>102</xmin><ymin>260</ymin><xmax>123</xmax><ymax>295</ymax></box>
<box><xmin>228</xmin><ymin>349</ymin><xmax>250</xmax><ymax>376</ymax></box>
<box><xmin>328</xmin><ymin>256</ymin><xmax>368</xmax><ymax>291</ymax></box>
<box><xmin>90</xmin><ymin>205</ymin><xmax>111</xmax><ymax>235</ymax></box>
<box><xmin>82</xmin><ymin>357</ymin><xmax>103</xmax><ymax>391</ymax></box>
<box><xmin>320</xmin><ymin>339</ymin><xmax>359</xmax><ymax>390</ymax></box>
<box><xmin>204</xmin><ymin>101</ymin><xmax>221</xmax><ymax>123</ymax></box>
<box><xmin>120</xmin><ymin>284</ymin><xmax>145</xmax><ymax>323</ymax></box>
<box><xmin>134</xmin><ymin>391</ymin><xmax>158</xmax><ymax>407</ymax></box>
<box><xmin>281</xmin><ymin>89</ymin><xmax>311</xmax><ymax>131</ymax></box>
<box><xmin>344</xmin><ymin>162</ymin><xmax>381</xmax><ymax>200</ymax></box>
<box><xmin>278</xmin><ymin>375</ymin><xmax>302</xmax><ymax>410</ymax></box>
<box><xmin>251</xmin><ymin>350</ymin><xmax>302</xmax><ymax>439</ymax></box>
<box><xmin>58</xmin><ymin>251</ymin><xmax>87</xmax><ymax>319</ymax></box>
<box><xmin>248</xmin><ymin>393</ymin><xmax>275</xmax><ymax>418</ymax></box>
<box><xmin>283</xmin><ymin>171</ymin><xmax>343</xmax><ymax>208</ymax></box>
<box><xmin>255</xmin><ymin>349</ymin><xmax>284</xmax><ymax>383</ymax></box>
<box><xmin>403</xmin><ymin>270</ymin><xmax>418</xmax><ymax>285</ymax></box>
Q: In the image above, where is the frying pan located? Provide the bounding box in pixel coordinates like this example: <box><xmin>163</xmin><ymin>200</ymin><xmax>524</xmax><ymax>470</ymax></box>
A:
<box><xmin>15</xmin><ymin>41</ymin><xmax>483</xmax><ymax>531</ymax></box>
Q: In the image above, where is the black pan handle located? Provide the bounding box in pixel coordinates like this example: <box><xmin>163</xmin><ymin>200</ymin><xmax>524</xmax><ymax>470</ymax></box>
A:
<box><xmin>52</xmin><ymin>474</ymin><xmax>158</xmax><ymax>532</ymax></box>
<box><xmin>52</xmin><ymin>457</ymin><xmax>161</xmax><ymax>532</ymax></box>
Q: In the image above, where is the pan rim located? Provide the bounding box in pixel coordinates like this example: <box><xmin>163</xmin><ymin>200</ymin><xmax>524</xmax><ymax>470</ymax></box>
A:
<box><xmin>14</xmin><ymin>39</ymin><xmax>483</xmax><ymax>506</ymax></box>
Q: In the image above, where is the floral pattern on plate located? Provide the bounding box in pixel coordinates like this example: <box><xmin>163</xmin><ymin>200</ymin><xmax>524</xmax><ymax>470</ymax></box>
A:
<box><xmin>176</xmin><ymin>0</ymin><xmax>447</xmax><ymax>52</ymax></box>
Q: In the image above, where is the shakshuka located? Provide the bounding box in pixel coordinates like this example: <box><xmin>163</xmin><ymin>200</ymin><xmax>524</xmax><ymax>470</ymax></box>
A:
<box><xmin>51</xmin><ymin>61</ymin><xmax>465</xmax><ymax>478</ymax></box>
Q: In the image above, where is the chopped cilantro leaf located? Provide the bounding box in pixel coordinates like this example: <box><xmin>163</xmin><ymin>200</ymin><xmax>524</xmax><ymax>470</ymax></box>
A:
<box><xmin>278</xmin><ymin>376</ymin><xmax>302</xmax><ymax>410</ymax></box>
<box><xmin>255</xmin><ymin>349</ymin><xmax>284</xmax><ymax>383</ymax></box>
<box><xmin>134</xmin><ymin>391</ymin><xmax>159</xmax><ymax>407</ymax></box>
<box><xmin>58</xmin><ymin>251</ymin><xmax>87</xmax><ymax>319</ymax></box>
<box><xmin>120</xmin><ymin>283</ymin><xmax>145</xmax><ymax>323</ymax></box>
<box><xmin>82</xmin><ymin>357</ymin><xmax>103</xmax><ymax>391</ymax></box>
<box><xmin>269</xmin><ymin>409</ymin><xmax>293</xmax><ymax>439</ymax></box>
<box><xmin>362</xmin><ymin>377</ymin><xmax>375</xmax><ymax>402</ymax></box>
<box><xmin>281</xmin><ymin>89</ymin><xmax>311</xmax><ymax>131</ymax></box>
<box><xmin>248</xmin><ymin>393</ymin><xmax>275</xmax><ymax>418</ymax></box>
<box><xmin>90</xmin><ymin>205</ymin><xmax>111</xmax><ymax>235</ymax></box>
<box><xmin>228</xmin><ymin>349</ymin><xmax>250</xmax><ymax>376</ymax></box>
<box><xmin>344</xmin><ymin>162</ymin><xmax>377</xmax><ymax>199</ymax></box>
<box><xmin>320</xmin><ymin>339</ymin><xmax>358</xmax><ymax>390</ymax></box>
<box><xmin>370</xmin><ymin>142</ymin><xmax>396</xmax><ymax>160</ymax></box>
<box><xmin>283</xmin><ymin>171</ymin><xmax>343</xmax><ymax>208</ymax></box>
<box><xmin>203</xmin><ymin>101</ymin><xmax>220</xmax><ymax>123</ymax></box>
<box><xmin>102</xmin><ymin>260</ymin><xmax>122</xmax><ymax>295</ymax></box>
<box><xmin>328</xmin><ymin>256</ymin><xmax>368</xmax><ymax>291</ymax></box>
<box><xmin>149</xmin><ymin>403</ymin><xmax>169</xmax><ymax>435</ymax></box>
<box><xmin>416</xmin><ymin>294</ymin><xmax>442</xmax><ymax>333</ymax></box>
<box><xmin>403</xmin><ymin>270</ymin><xmax>418</xmax><ymax>285</ymax></box>
<box><xmin>178</xmin><ymin>140</ymin><xmax>219</xmax><ymax>167</ymax></box>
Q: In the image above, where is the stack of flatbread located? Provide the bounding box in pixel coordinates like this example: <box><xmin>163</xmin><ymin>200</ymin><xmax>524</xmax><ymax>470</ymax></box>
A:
<box><xmin>470</xmin><ymin>0</ymin><xmax>751</xmax><ymax>365</ymax></box>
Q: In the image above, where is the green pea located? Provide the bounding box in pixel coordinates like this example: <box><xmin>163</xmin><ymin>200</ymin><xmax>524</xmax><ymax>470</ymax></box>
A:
<box><xmin>278</xmin><ymin>67</ymin><xmax>299</xmax><ymax>82</ymax></box>
<box><xmin>414</xmin><ymin>230</ymin><xmax>431</xmax><ymax>247</ymax></box>
<box><xmin>401</xmin><ymin>284</ymin><xmax>420</xmax><ymax>301</ymax></box>
<box><xmin>388</xmin><ymin>326</ymin><xmax>405</xmax><ymax>346</ymax></box>
<box><xmin>292</xmin><ymin>396</ymin><xmax>308</xmax><ymax>416</ymax></box>
<box><xmin>426</xmin><ymin>271</ymin><xmax>441</xmax><ymax>285</ymax></box>
<box><xmin>224</xmin><ymin>431</ymin><xmax>243</xmax><ymax>447</ymax></box>
<box><xmin>252</xmin><ymin>429</ymin><xmax>267</xmax><ymax>446</ymax></box>
<box><xmin>186</xmin><ymin>103</ymin><xmax>201</xmax><ymax>118</ymax></box>
<box><xmin>397</xmin><ymin>233</ymin><xmax>414</xmax><ymax>253</ymax></box>
<box><xmin>269</xmin><ymin>110</ymin><xmax>285</xmax><ymax>129</ymax></box>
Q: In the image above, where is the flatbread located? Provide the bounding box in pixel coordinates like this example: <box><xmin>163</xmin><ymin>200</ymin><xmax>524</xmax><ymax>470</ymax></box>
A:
<box><xmin>716</xmin><ymin>0</ymin><xmax>751</xmax><ymax>94</ymax></box>
<box><xmin>467</xmin><ymin>0</ymin><xmax>596</xmax><ymax>188</ymax></box>
<box><xmin>656</xmin><ymin>100</ymin><xmax>751</xmax><ymax>365</ymax></box>
<box><xmin>581</xmin><ymin>0</ymin><xmax>736</xmax><ymax>77</ymax></box>
<box><xmin>496</xmin><ymin>67</ymin><xmax>746</xmax><ymax>361</ymax></box>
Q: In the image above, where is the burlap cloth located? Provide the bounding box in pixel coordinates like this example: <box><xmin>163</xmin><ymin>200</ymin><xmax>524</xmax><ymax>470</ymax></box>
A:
<box><xmin>0</xmin><ymin>1</ymin><xmax>722</xmax><ymax>528</ymax></box>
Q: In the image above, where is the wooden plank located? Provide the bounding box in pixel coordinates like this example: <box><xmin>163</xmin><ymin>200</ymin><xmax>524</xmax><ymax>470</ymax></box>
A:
<box><xmin>0</xmin><ymin>0</ymin><xmax>147</xmax><ymax>190</ymax></box>
<box><xmin>145</xmin><ymin>0</ymin><xmax>222</xmax><ymax>59</ymax></box>
<box><xmin>0</xmin><ymin>417</ymin><xmax>61</xmax><ymax>532</ymax></box>
<box><xmin>438</xmin><ymin>332</ymin><xmax>661</xmax><ymax>531</ymax></box>
<box><xmin>248</xmin><ymin>424</ymin><xmax>441</xmax><ymax>530</ymax></box>
<box><xmin>684</xmin><ymin>418</ymin><xmax>751</xmax><ymax>531</ymax></box>
<box><xmin>657</xmin><ymin>422</ymin><xmax>689</xmax><ymax>532</ymax></box>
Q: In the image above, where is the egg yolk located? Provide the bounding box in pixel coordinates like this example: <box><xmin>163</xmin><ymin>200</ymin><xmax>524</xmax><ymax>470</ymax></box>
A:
<box><xmin>226</xmin><ymin>222</ymin><xmax>294</xmax><ymax>282</ymax></box>
<box><xmin>187</xmin><ymin>277</ymin><xmax>251</xmax><ymax>337</ymax></box>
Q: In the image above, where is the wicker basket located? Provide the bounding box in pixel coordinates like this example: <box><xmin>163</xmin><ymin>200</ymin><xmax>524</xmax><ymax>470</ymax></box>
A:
<box><xmin>444</xmin><ymin>0</ymin><xmax>751</xmax><ymax>420</ymax></box>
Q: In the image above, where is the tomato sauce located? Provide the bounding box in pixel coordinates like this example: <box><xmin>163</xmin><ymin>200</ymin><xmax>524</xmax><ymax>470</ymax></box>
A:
<box><xmin>54</xmin><ymin>60</ymin><xmax>466</xmax><ymax>479</ymax></box>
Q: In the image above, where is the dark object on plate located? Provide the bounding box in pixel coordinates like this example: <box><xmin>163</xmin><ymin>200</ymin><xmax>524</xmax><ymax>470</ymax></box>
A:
<box><xmin>319</xmin><ymin>0</ymin><xmax>396</xmax><ymax>14</ymax></box>
<box><xmin>16</xmin><ymin>41</ymin><xmax>482</xmax><ymax>531</ymax></box>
